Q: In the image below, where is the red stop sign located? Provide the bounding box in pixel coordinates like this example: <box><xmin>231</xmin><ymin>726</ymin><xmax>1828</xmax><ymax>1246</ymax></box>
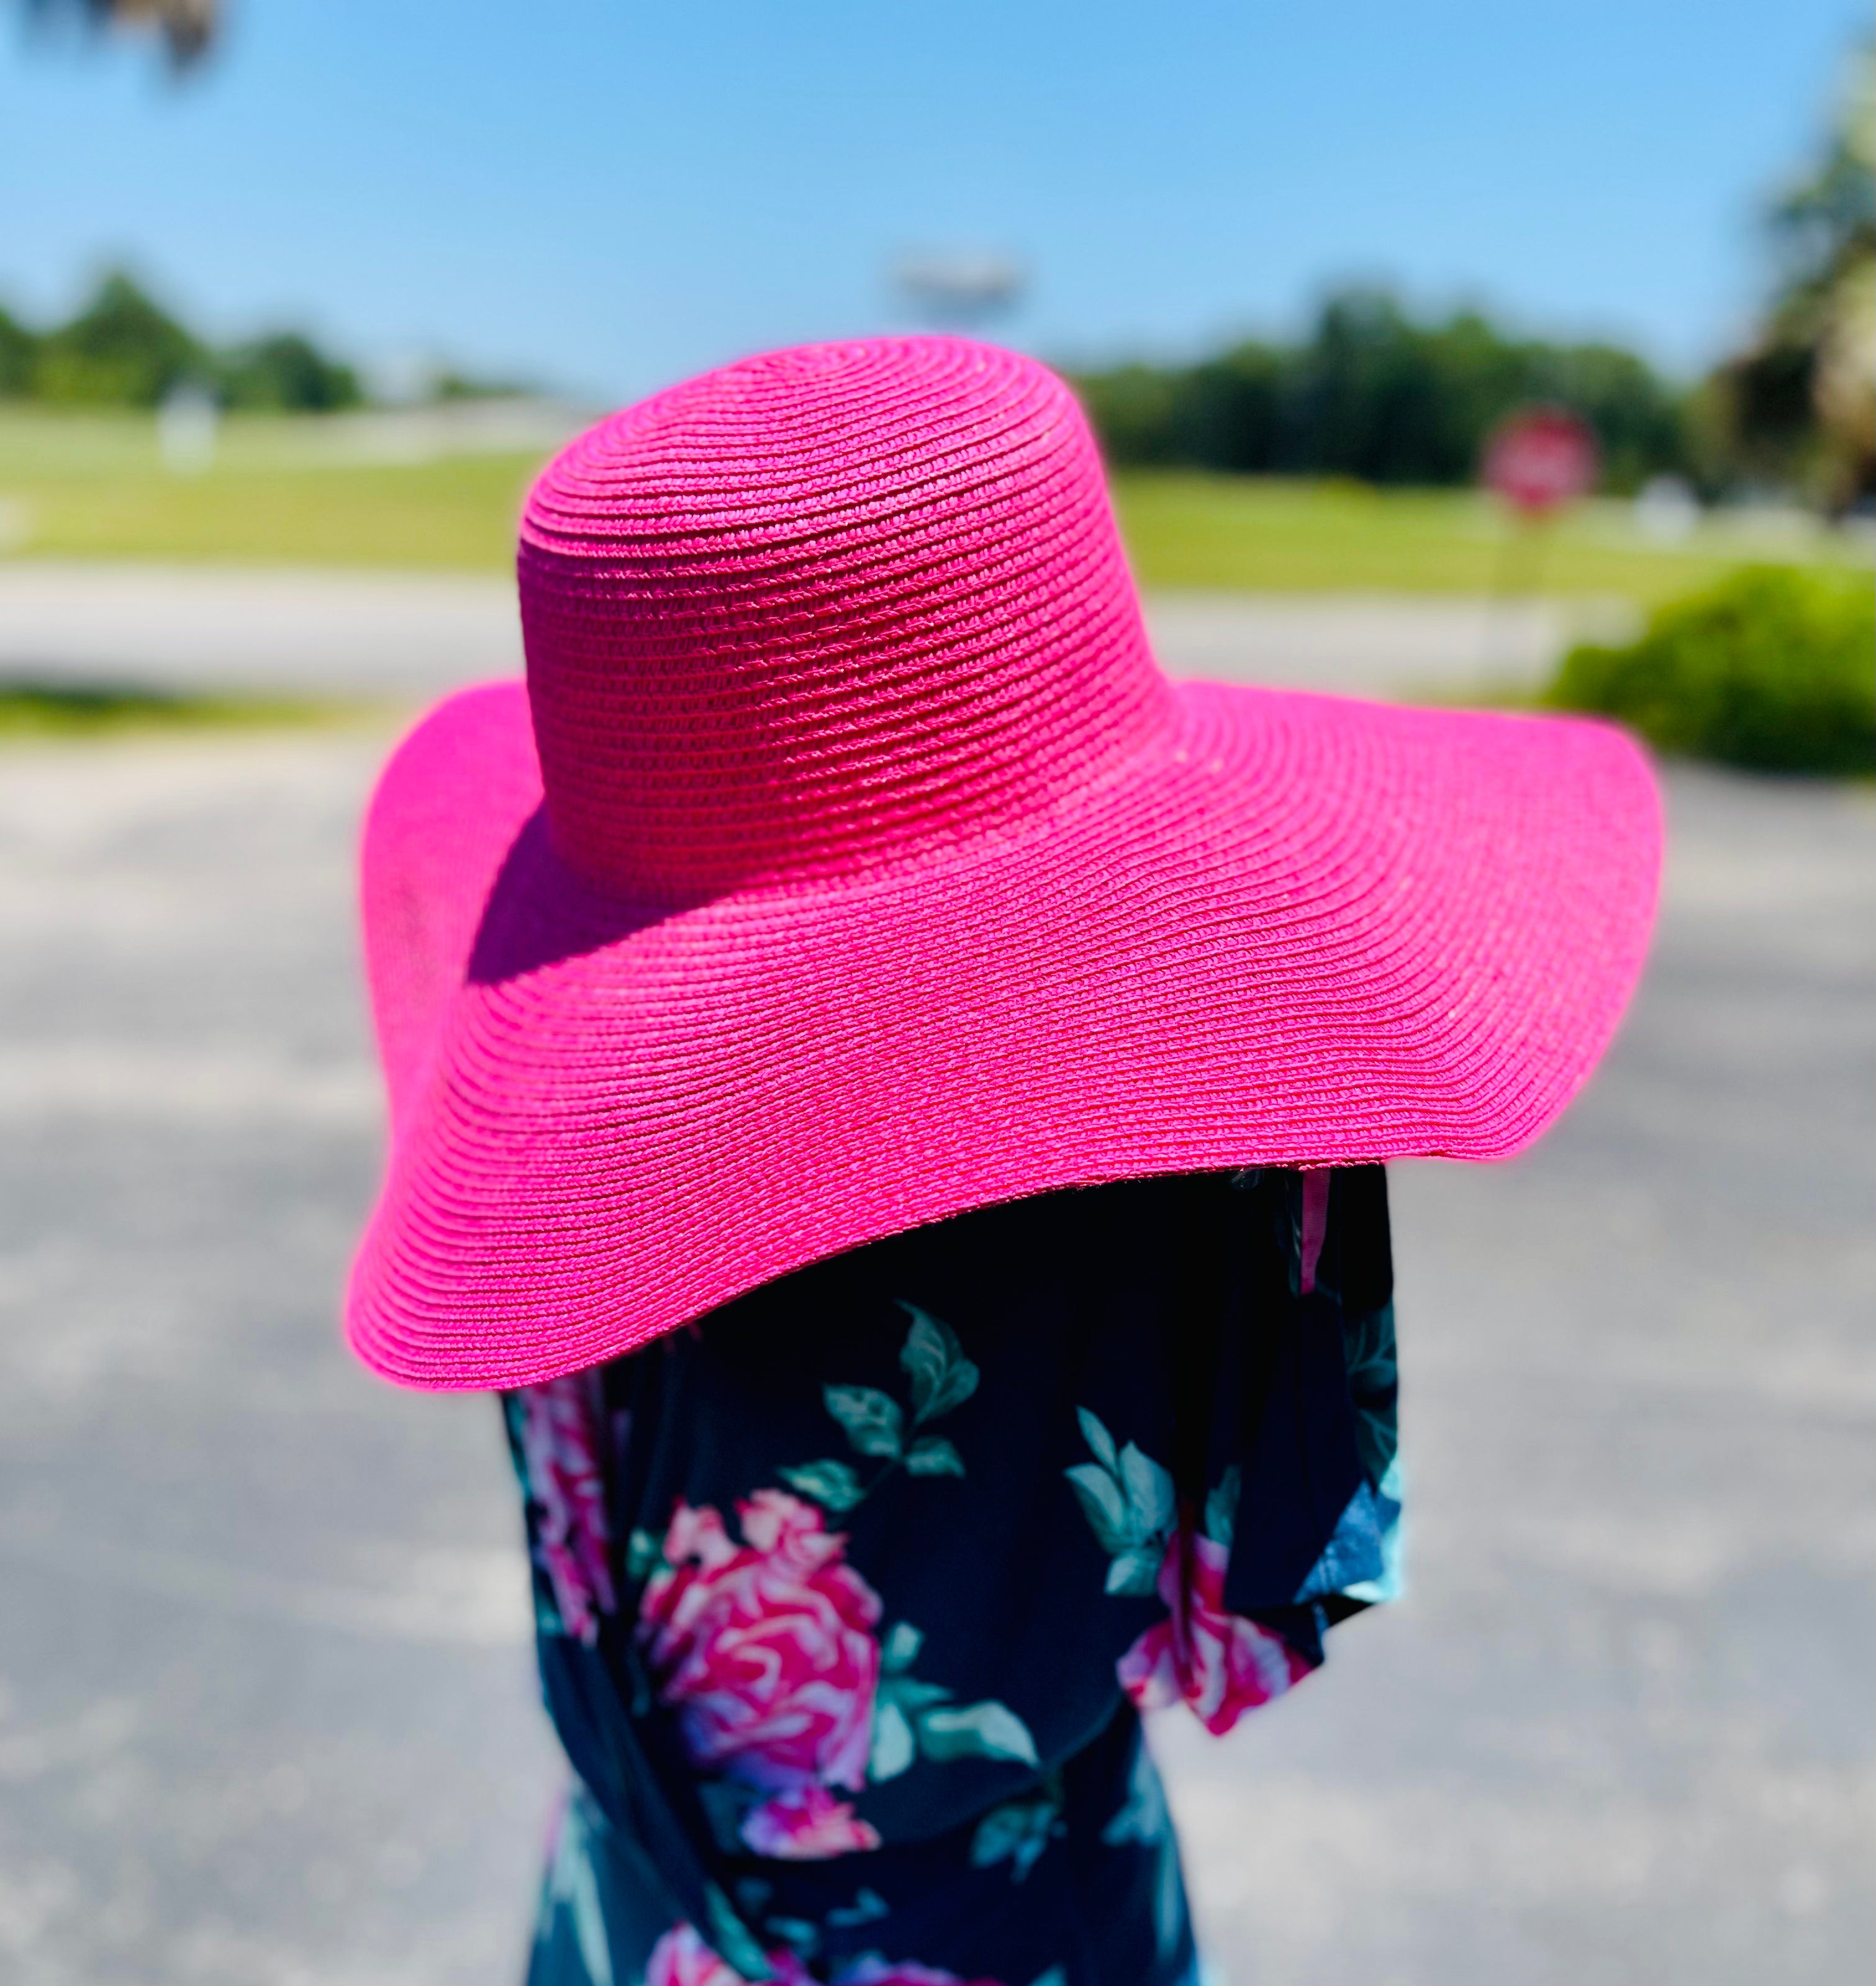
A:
<box><xmin>1484</xmin><ymin>407</ymin><xmax>1598</xmax><ymax>515</ymax></box>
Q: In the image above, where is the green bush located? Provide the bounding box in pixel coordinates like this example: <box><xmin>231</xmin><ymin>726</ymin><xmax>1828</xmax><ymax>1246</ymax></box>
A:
<box><xmin>1545</xmin><ymin>565</ymin><xmax>1875</xmax><ymax>774</ymax></box>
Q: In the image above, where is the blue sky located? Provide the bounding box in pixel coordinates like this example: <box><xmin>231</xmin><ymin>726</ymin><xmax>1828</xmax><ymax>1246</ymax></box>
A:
<box><xmin>1</xmin><ymin>0</ymin><xmax>1865</xmax><ymax>401</ymax></box>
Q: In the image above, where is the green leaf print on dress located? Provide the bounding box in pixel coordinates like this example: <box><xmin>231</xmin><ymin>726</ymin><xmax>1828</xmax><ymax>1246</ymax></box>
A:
<box><xmin>1065</xmin><ymin>1407</ymin><xmax>1176</xmax><ymax>1595</ymax></box>
<box><xmin>781</xmin><ymin>1305</ymin><xmax>979</xmax><ymax>1511</ymax></box>
<box><xmin>775</xmin><ymin>1458</ymin><xmax>868</xmax><ymax>1513</ymax></box>
<box><xmin>971</xmin><ymin>1776</ymin><xmax>1065</xmax><ymax>1884</ymax></box>
<box><xmin>897</xmin><ymin>1305</ymin><xmax>981</xmax><ymax>1421</ymax></box>
<box><xmin>823</xmin><ymin>1387</ymin><xmax>905</xmax><ymax>1459</ymax></box>
<box><xmin>868</xmin><ymin>1613</ymin><xmax>1039</xmax><ymax>1781</ymax></box>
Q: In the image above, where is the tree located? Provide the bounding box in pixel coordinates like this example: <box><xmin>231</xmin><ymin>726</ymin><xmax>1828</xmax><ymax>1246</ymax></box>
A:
<box><xmin>0</xmin><ymin>271</ymin><xmax>387</xmax><ymax>412</ymax></box>
<box><xmin>217</xmin><ymin>332</ymin><xmax>362</xmax><ymax>412</ymax></box>
<box><xmin>32</xmin><ymin>269</ymin><xmax>205</xmax><ymax>406</ymax></box>
<box><xmin>1528</xmin><ymin>343</ymin><xmax>1690</xmax><ymax>495</ymax></box>
<box><xmin>1069</xmin><ymin>365</ymin><xmax>1188</xmax><ymax>468</ymax></box>
<box><xmin>0</xmin><ymin>305</ymin><xmax>37</xmax><ymax>397</ymax></box>
<box><xmin>1720</xmin><ymin>42</ymin><xmax>1875</xmax><ymax>506</ymax></box>
<box><xmin>1276</xmin><ymin>290</ymin><xmax>1451</xmax><ymax>483</ymax></box>
<box><xmin>1065</xmin><ymin>291</ymin><xmax>1695</xmax><ymax>491</ymax></box>
<box><xmin>18</xmin><ymin>0</ymin><xmax>217</xmax><ymax>70</ymax></box>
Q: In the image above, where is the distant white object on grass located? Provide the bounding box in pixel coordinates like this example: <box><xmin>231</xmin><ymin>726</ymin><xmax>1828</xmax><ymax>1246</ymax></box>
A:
<box><xmin>364</xmin><ymin>349</ymin><xmax>440</xmax><ymax>407</ymax></box>
<box><xmin>158</xmin><ymin>382</ymin><xmax>219</xmax><ymax>474</ymax></box>
<box><xmin>1633</xmin><ymin>474</ymin><xmax>1700</xmax><ymax>544</ymax></box>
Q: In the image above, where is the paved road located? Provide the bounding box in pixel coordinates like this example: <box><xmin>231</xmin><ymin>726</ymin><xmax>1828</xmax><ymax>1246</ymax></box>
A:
<box><xmin>0</xmin><ymin>717</ymin><xmax>1869</xmax><ymax>1985</ymax></box>
<box><xmin>0</xmin><ymin>561</ymin><xmax>1626</xmax><ymax>703</ymax></box>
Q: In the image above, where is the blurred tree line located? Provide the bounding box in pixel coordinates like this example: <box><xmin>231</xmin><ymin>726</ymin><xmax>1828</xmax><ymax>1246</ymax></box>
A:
<box><xmin>1070</xmin><ymin>41</ymin><xmax>1875</xmax><ymax>509</ymax></box>
<box><xmin>0</xmin><ymin>270</ymin><xmax>362</xmax><ymax>410</ymax></box>
<box><xmin>1066</xmin><ymin>292</ymin><xmax>1690</xmax><ymax>493</ymax></box>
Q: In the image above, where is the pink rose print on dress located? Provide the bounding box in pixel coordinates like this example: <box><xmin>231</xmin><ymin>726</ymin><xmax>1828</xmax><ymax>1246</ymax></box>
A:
<box><xmin>638</xmin><ymin>1489</ymin><xmax>884</xmax><ymax>1858</ymax></box>
<box><xmin>1296</xmin><ymin>1167</ymin><xmax>1331</xmax><ymax>1295</ymax></box>
<box><xmin>513</xmin><ymin>1374</ymin><xmax>617</xmax><ymax>1645</ymax></box>
<box><xmin>1118</xmin><ymin>1530</ymin><xmax>1313</xmax><ymax>1736</ymax></box>
<box><xmin>738</xmin><ymin>1781</ymin><xmax>887</xmax><ymax>1859</ymax></box>
<box><xmin>1069</xmin><ymin>1411</ymin><xmax>1312</xmax><ymax>1738</ymax></box>
<box><xmin>643</xmin><ymin>1923</ymin><xmax>815</xmax><ymax>1986</ymax></box>
<box><xmin>643</xmin><ymin>1926</ymin><xmax>1005</xmax><ymax>1986</ymax></box>
<box><xmin>645</xmin><ymin>1923</ymin><xmax>742</xmax><ymax>1986</ymax></box>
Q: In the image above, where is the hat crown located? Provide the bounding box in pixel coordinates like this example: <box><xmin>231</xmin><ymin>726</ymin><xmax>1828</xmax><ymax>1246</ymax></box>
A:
<box><xmin>519</xmin><ymin>337</ymin><xmax>1172</xmax><ymax>899</ymax></box>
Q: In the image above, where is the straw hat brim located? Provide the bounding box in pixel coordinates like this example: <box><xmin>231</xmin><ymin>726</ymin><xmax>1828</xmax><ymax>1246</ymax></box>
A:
<box><xmin>348</xmin><ymin>675</ymin><xmax>1659</xmax><ymax>1390</ymax></box>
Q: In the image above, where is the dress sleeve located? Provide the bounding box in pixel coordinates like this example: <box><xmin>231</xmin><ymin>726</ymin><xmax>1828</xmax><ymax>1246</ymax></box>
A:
<box><xmin>1117</xmin><ymin>1166</ymin><xmax>1403</xmax><ymax>1736</ymax></box>
<box><xmin>1280</xmin><ymin>1166</ymin><xmax>1403</xmax><ymax>1615</ymax></box>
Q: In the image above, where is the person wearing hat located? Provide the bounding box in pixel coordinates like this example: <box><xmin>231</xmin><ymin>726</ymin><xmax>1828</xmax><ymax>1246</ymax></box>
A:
<box><xmin>347</xmin><ymin>338</ymin><xmax>1660</xmax><ymax>1986</ymax></box>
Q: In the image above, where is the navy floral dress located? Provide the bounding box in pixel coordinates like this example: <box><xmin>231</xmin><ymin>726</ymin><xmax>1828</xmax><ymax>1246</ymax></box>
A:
<box><xmin>501</xmin><ymin>1166</ymin><xmax>1401</xmax><ymax>1986</ymax></box>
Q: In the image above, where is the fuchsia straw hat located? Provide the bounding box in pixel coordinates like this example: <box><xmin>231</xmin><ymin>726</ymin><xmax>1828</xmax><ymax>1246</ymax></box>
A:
<box><xmin>348</xmin><ymin>336</ymin><xmax>1661</xmax><ymax>1390</ymax></box>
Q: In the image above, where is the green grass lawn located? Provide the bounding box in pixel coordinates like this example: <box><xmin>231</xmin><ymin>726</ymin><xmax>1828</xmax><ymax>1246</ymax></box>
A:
<box><xmin>2</xmin><ymin>409</ymin><xmax>1868</xmax><ymax>603</ymax></box>
<box><xmin>0</xmin><ymin>679</ymin><xmax>365</xmax><ymax>738</ymax></box>
<box><xmin>0</xmin><ymin>410</ymin><xmax>536</xmax><ymax>569</ymax></box>
<box><xmin>1110</xmin><ymin>474</ymin><xmax>1869</xmax><ymax>605</ymax></box>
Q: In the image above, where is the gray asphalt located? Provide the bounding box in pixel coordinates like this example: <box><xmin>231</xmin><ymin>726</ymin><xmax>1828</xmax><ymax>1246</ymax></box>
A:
<box><xmin>0</xmin><ymin>707</ymin><xmax>1870</xmax><ymax>1983</ymax></box>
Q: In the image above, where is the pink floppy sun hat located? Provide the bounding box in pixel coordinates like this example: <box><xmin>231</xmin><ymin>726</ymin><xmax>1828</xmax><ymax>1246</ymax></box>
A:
<box><xmin>348</xmin><ymin>335</ymin><xmax>1661</xmax><ymax>1391</ymax></box>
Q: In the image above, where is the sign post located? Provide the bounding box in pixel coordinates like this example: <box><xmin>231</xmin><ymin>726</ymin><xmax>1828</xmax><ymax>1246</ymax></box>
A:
<box><xmin>1480</xmin><ymin>406</ymin><xmax>1599</xmax><ymax>681</ymax></box>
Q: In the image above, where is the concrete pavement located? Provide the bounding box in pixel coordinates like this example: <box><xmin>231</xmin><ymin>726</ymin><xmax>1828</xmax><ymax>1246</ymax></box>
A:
<box><xmin>0</xmin><ymin>565</ymin><xmax>524</xmax><ymax>702</ymax></box>
<box><xmin>0</xmin><ymin>561</ymin><xmax>1634</xmax><ymax>704</ymax></box>
<box><xmin>0</xmin><ymin>666</ymin><xmax>1869</xmax><ymax>1982</ymax></box>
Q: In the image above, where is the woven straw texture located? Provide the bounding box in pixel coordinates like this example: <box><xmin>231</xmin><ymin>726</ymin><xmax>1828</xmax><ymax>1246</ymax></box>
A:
<box><xmin>350</xmin><ymin>337</ymin><xmax>1661</xmax><ymax>1392</ymax></box>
